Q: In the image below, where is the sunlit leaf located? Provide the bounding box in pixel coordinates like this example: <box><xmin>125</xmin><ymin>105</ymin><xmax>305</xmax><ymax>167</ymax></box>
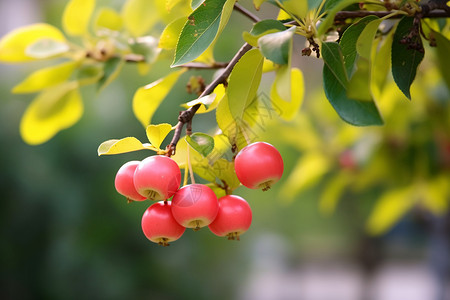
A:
<box><xmin>25</xmin><ymin>39</ymin><xmax>70</xmax><ymax>59</ymax></box>
<box><xmin>366</xmin><ymin>186</ymin><xmax>416</xmax><ymax>235</ymax></box>
<box><xmin>186</xmin><ymin>132</ymin><xmax>215</xmax><ymax>157</ymax></box>
<box><xmin>391</xmin><ymin>16</ymin><xmax>424</xmax><ymax>100</ymax></box>
<box><xmin>271</xmin><ymin>67</ymin><xmax>304</xmax><ymax>121</ymax></box>
<box><xmin>279</xmin><ymin>0</ymin><xmax>308</xmax><ymax>19</ymax></box>
<box><xmin>76</xmin><ymin>64</ymin><xmax>104</xmax><ymax>86</ymax></box>
<box><xmin>20</xmin><ymin>82</ymin><xmax>83</xmax><ymax>145</ymax></box>
<box><xmin>133</xmin><ymin>69</ymin><xmax>185</xmax><ymax>127</ymax></box>
<box><xmin>280</xmin><ymin>152</ymin><xmax>331</xmax><ymax>201</ymax></box>
<box><xmin>371</xmin><ymin>32</ymin><xmax>394</xmax><ymax>100</ymax></box>
<box><xmin>98</xmin><ymin>137</ymin><xmax>153</xmax><ymax>156</ymax></box>
<box><xmin>122</xmin><ymin>0</ymin><xmax>159</xmax><ymax>37</ymax></box>
<box><xmin>12</xmin><ymin>61</ymin><xmax>79</xmax><ymax>94</ymax></box>
<box><xmin>258</xmin><ymin>26</ymin><xmax>296</xmax><ymax>65</ymax></box>
<box><xmin>159</xmin><ymin>17</ymin><xmax>187</xmax><ymax>49</ymax></box>
<box><xmin>347</xmin><ymin>58</ymin><xmax>372</xmax><ymax>101</ymax></box>
<box><xmin>166</xmin><ymin>0</ymin><xmax>184</xmax><ymax>11</ymax></box>
<box><xmin>319</xmin><ymin>171</ymin><xmax>351</xmax><ymax>215</ymax></box>
<box><xmin>171</xmin><ymin>0</ymin><xmax>235</xmax><ymax>67</ymax></box>
<box><xmin>62</xmin><ymin>0</ymin><xmax>95</xmax><ymax>36</ymax></box>
<box><xmin>421</xmin><ymin>175</ymin><xmax>450</xmax><ymax>215</ymax></box>
<box><xmin>253</xmin><ymin>0</ymin><xmax>268</xmax><ymax>9</ymax></box>
<box><xmin>146</xmin><ymin>123</ymin><xmax>173</xmax><ymax>149</ymax></box>
<box><xmin>356</xmin><ymin>18</ymin><xmax>381</xmax><ymax>59</ymax></box>
<box><xmin>227</xmin><ymin>49</ymin><xmax>264</xmax><ymax>121</ymax></box>
<box><xmin>0</xmin><ymin>23</ymin><xmax>66</xmax><ymax>63</ymax></box>
<box><xmin>94</xmin><ymin>7</ymin><xmax>123</xmax><ymax>32</ymax></box>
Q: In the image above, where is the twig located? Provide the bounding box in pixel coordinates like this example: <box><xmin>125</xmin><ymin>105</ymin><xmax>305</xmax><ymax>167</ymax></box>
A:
<box><xmin>181</xmin><ymin>62</ymin><xmax>229</xmax><ymax>69</ymax></box>
<box><xmin>166</xmin><ymin>43</ymin><xmax>253</xmax><ymax>156</ymax></box>
<box><xmin>334</xmin><ymin>9</ymin><xmax>450</xmax><ymax>20</ymax></box>
<box><xmin>234</xmin><ymin>3</ymin><xmax>261</xmax><ymax>23</ymax></box>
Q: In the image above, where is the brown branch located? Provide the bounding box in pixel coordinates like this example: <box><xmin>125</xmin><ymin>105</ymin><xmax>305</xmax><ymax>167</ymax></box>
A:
<box><xmin>334</xmin><ymin>9</ymin><xmax>450</xmax><ymax>20</ymax></box>
<box><xmin>234</xmin><ymin>3</ymin><xmax>261</xmax><ymax>23</ymax></box>
<box><xmin>166</xmin><ymin>43</ymin><xmax>253</xmax><ymax>156</ymax></box>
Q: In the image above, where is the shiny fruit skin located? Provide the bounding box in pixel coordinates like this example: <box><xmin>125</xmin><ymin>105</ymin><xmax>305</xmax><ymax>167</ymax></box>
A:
<box><xmin>141</xmin><ymin>201</ymin><xmax>185</xmax><ymax>246</ymax></box>
<box><xmin>234</xmin><ymin>142</ymin><xmax>284</xmax><ymax>190</ymax></box>
<box><xmin>133</xmin><ymin>155</ymin><xmax>181</xmax><ymax>201</ymax></box>
<box><xmin>208</xmin><ymin>195</ymin><xmax>252</xmax><ymax>240</ymax></box>
<box><xmin>171</xmin><ymin>184</ymin><xmax>219</xmax><ymax>230</ymax></box>
<box><xmin>115</xmin><ymin>161</ymin><xmax>147</xmax><ymax>202</ymax></box>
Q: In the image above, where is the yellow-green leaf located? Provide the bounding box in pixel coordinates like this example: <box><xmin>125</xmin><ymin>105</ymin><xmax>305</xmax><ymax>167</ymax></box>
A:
<box><xmin>182</xmin><ymin>84</ymin><xmax>225</xmax><ymax>113</ymax></box>
<box><xmin>319</xmin><ymin>171</ymin><xmax>351</xmax><ymax>215</ymax></box>
<box><xmin>94</xmin><ymin>7</ymin><xmax>123</xmax><ymax>32</ymax></box>
<box><xmin>97</xmin><ymin>137</ymin><xmax>153</xmax><ymax>155</ymax></box>
<box><xmin>62</xmin><ymin>0</ymin><xmax>96</xmax><ymax>36</ymax></box>
<box><xmin>133</xmin><ymin>69</ymin><xmax>185</xmax><ymax>127</ymax></box>
<box><xmin>271</xmin><ymin>67</ymin><xmax>304</xmax><ymax>121</ymax></box>
<box><xmin>12</xmin><ymin>61</ymin><xmax>79</xmax><ymax>94</ymax></box>
<box><xmin>20</xmin><ymin>82</ymin><xmax>83</xmax><ymax>145</ymax></box>
<box><xmin>280</xmin><ymin>152</ymin><xmax>330</xmax><ymax>201</ymax></box>
<box><xmin>122</xmin><ymin>0</ymin><xmax>159</xmax><ymax>37</ymax></box>
<box><xmin>420</xmin><ymin>175</ymin><xmax>450</xmax><ymax>215</ymax></box>
<box><xmin>366</xmin><ymin>186</ymin><xmax>416</xmax><ymax>235</ymax></box>
<box><xmin>0</xmin><ymin>23</ymin><xmax>66</xmax><ymax>63</ymax></box>
<box><xmin>159</xmin><ymin>17</ymin><xmax>186</xmax><ymax>49</ymax></box>
<box><xmin>166</xmin><ymin>0</ymin><xmax>184</xmax><ymax>12</ymax></box>
<box><xmin>146</xmin><ymin>123</ymin><xmax>173</xmax><ymax>149</ymax></box>
<box><xmin>253</xmin><ymin>0</ymin><xmax>268</xmax><ymax>9</ymax></box>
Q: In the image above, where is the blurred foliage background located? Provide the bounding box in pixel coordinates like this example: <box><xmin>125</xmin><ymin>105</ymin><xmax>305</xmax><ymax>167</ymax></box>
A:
<box><xmin>1</xmin><ymin>0</ymin><xmax>449</xmax><ymax>299</ymax></box>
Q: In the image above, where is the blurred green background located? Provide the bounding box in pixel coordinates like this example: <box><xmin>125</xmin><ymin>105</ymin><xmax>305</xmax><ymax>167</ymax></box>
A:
<box><xmin>1</xmin><ymin>1</ymin><xmax>449</xmax><ymax>299</ymax></box>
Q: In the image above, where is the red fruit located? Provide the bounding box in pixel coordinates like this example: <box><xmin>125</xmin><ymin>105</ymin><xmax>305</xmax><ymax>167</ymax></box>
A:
<box><xmin>134</xmin><ymin>155</ymin><xmax>181</xmax><ymax>201</ymax></box>
<box><xmin>234</xmin><ymin>142</ymin><xmax>284</xmax><ymax>191</ymax></box>
<box><xmin>208</xmin><ymin>195</ymin><xmax>252</xmax><ymax>240</ymax></box>
<box><xmin>141</xmin><ymin>201</ymin><xmax>185</xmax><ymax>246</ymax></box>
<box><xmin>115</xmin><ymin>161</ymin><xmax>147</xmax><ymax>202</ymax></box>
<box><xmin>171</xmin><ymin>184</ymin><xmax>219</xmax><ymax>230</ymax></box>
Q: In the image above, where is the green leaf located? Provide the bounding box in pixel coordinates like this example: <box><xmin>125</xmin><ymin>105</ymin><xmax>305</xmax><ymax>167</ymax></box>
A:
<box><xmin>317</xmin><ymin>0</ymin><xmax>361</xmax><ymax>37</ymax></box>
<box><xmin>12</xmin><ymin>61</ymin><xmax>79</xmax><ymax>94</ymax></box>
<box><xmin>97</xmin><ymin>57</ymin><xmax>125</xmax><ymax>91</ymax></box>
<box><xmin>253</xmin><ymin>0</ymin><xmax>268</xmax><ymax>9</ymax></box>
<box><xmin>347</xmin><ymin>58</ymin><xmax>372</xmax><ymax>101</ymax></box>
<box><xmin>271</xmin><ymin>67</ymin><xmax>304</xmax><ymax>121</ymax></box>
<box><xmin>97</xmin><ymin>137</ymin><xmax>152</xmax><ymax>156</ymax></box>
<box><xmin>146</xmin><ymin>123</ymin><xmax>173</xmax><ymax>149</ymax></box>
<box><xmin>319</xmin><ymin>171</ymin><xmax>350</xmax><ymax>215</ymax></box>
<box><xmin>322</xmin><ymin>42</ymin><xmax>383</xmax><ymax>126</ymax></box>
<box><xmin>186</xmin><ymin>132</ymin><xmax>215</xmax><ymax>157</ymax></box>
<box><xmin>129</xmin><ymin>36</ymin><xmax>161</xmax><ymax>64</ymax></box>
<box><xmin>340</xmin><ymin>15</ymin><xmax>379</xmax><ymax>76</ymax></box>
<box><xmin>0</xmin><ymin>23</ymin><xmax>66</xmax><ymax>63</ymax></box>
<box><xmin>133</xmin><ymin>69</ymin><xmax>185</xmax><ymax>127</ymax></box>
<box><xmin>258</xmin><ymin>26</ymin><xmax>296</xmax><ymax>65</ymax></box>
<box><xmin>171</xmin><ymin>0</ymin><xmax>235</xmax><ymax>67</ymax></box>
<box><xmin>76</xmin><ymin>64</ymin><xmax>104</xmax><ymax>86</ymax></box>
<box><xmin>371</xmin><ymin>32</ymin><xmax>393</xmax><ymax>100</ymax></box>
<box><xmin>366</xmin><ymin>186</ymin><xmax>416</xmax><ymax>235</ymax></box>
<box><xmin>62</xmin><ymin>0</ymin><xmax>96</xmax><ymax>36</ymax></box>
<box><xmin>159</xmin><ymin>17</ymin><xmax>187</xmax><ymax>49</ymax></box>
<box><xmin>434</xmin><ymin>31</ymin><xmax>450</xmax><ymax>90</ymax></box>
<box><xmin>243</xmin><ymin>19</ymin><xmax>286</xmax><ymax>47</ymax></box>
<box><xmin>391</xmin><ymin>16</ymin><xmax>424</xmax><ymax>100</ymax></box>
<box><xmin>166</xmin><ymin>0</ymin><xmax>184</xmax><ymax>12</ymax></box>
<box><xmin>94</xmin><ymin>7</ymin><xmax>123</xmax><ymax>32</ymax></box>
<box><xmin>122</xmin><ymin>0</ymin><xmax>159</xmax><ymax>37</ymax></box>
<box><xmin>20</xmin><ymin>82</ymin><xmax>83</xmax><ymax>145</ymax></box>
<box><xmin>278</xmin><ymin>0</ymin><xmax>308</xmax><ymax>19</ymax></box>
<box><xmin>227</xmin><ymin>48</ymin><xmax>264</xmax><ymax>121</ymax></box>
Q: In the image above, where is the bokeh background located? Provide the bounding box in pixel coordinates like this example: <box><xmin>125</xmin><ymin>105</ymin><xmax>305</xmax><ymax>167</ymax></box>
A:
<box><xmin>1</xmin><ymin>0</ymin><xmax>449</xmax><ymax>299</ymax></box>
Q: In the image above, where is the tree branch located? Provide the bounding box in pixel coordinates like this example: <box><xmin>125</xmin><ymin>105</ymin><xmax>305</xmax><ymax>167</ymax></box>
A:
<box><xmin>334</xmin><ymin>9</ymin><xmax>450</xmax><ymax>20</ymax></box>
<box><xmin>234</xmin><ymin>3</ymin><xmax>261</xmax><ymax>23</ymax></box>
<box><xmin>166</xmin><ymin>43</ymin><xmax>253</xmax><ymax>156</ymax></box>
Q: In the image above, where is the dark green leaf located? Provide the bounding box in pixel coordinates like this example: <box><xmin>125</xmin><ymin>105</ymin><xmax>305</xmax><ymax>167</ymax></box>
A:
<box><xmin>258</xmin><ymin>26</ymin><xmax>296</xmax><ymax>65</ymax></box>
<box><xmin>250</xmin><ymin>19</ymin><xmax>286</xmax><ymax>35</ymax></box>
<box><xmin>322</xmin><ymin>42</ymin><xmax>383</xmax><ymax>126</ymax></box>
<box><xmin>434</xmin><ymin>31</ymin><xmax>450</xmax><ymax>91</ymax></box>
<box><xmin>340</xmin><ymin>15</ymin><xmax>379</xmax><ymax>76</ymax></box>
<box><xmin>98</xmin><ymin>57</ymin><xmax>124</xmax><ymax>91</ymax></box>
<box><xmin>172</xmin><ymin>0</ymin><xmax>234</xmax><ymax>67</ymax></box>
<box><xmin>186</xmin><ymin>132</ymin><xmax>215</xmax><ymax>157</ymax></box>
<box><xmin>391</xmin><ymin>16</ymin><xmax>424</xmax><ymax>100</ymax></box>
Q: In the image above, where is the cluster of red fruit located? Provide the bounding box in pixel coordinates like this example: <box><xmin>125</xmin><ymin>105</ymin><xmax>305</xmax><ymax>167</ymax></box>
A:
<box><xmin>114</xmin><ymin>142</ymin><xmax>284</xmax><ymax>246</ymax></box>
